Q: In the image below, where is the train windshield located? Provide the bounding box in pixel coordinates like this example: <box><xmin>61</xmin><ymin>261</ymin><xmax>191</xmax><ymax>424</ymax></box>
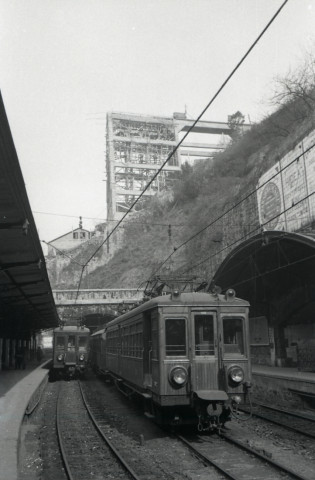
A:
<box><xmin>223</xmin><ymin>317</ymin><xmax>244</xmax><ymax>356</ymax></box>
<box><xmin>56</xmin><ymin>336</ymin><xmax>65</xmax><ymax>349</ymax></box>
<box><xmin>165</xmin><ymin>318</ymin><xmax>186</xmax><ymax>356</ymax></box>
<box><xmin>194</xmin><ymin>314</ymin><xmax>215</xmax><ymax>356</ymax></box>
<box><xmin>78</xmin><ymin>336</ymin><xmax>88</xmax><ymax>351</ymax></box>
<box><xmin>67</xmin><ymin>335</ymin><xmax>76</xmax><ymax>349</ymax></box>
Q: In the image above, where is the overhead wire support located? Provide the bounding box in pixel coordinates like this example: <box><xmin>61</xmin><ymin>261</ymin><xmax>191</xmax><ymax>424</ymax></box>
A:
<box><xmin>181</xmin><ymin>186</ymin><xmax>315</xmax><ymax>279</ymax></box>
<box><xmin>34</xmin><ymin>210</ymin><xmax>261</xmax><ymax>228</ymax></box>
<box><xmin>149</xmin><ymin>139</ymin><xmax>315</xmax><ymax>280</ymax></box>
<box><xmin>73</xmin><ymin>0</ymin><xmax>289</xmax><ymax>300</ymax></box>
<box><xmin>42</xmin><ymin>240</ymin><xmax>84</xmax><ymax>267</ymax></box>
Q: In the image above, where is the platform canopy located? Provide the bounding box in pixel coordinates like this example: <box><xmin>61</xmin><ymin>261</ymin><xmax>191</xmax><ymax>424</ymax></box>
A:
<box><xmin>213</xmin><ymin>230</ymin><xmax>315</xmax><ymax>326</ymax></box>
<box><xmin>0</xmin><ymin>92</ymin><xmax>59</xmax><ymax>338</ymax></box>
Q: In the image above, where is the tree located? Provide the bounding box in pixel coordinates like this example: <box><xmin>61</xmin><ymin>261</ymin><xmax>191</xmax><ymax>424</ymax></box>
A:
<box><xmin>270</xmin><ymin>49</ymin><xmax>315</xmax><ymax>127</ymax></box>
<box><xmin>227</xmin><ymin>111</ymin><xmax>246</xmax><ymax>140</ymax></box>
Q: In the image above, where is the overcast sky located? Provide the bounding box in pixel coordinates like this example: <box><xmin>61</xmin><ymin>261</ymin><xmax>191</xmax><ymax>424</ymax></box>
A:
<box><xmin>0</xmin><ymin>0</ymin><xmax>314</xmax><ymax>252</ymax></box>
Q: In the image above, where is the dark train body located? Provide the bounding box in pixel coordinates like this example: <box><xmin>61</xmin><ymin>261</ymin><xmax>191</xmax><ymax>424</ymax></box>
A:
<box><xmin>90</xmin><ymin>290</ymin><xmax>251</xmax><ymax>430</ymax></box>
<box><xmin>50</xmin><ymin>325</ymin><xmax>90</xmax><ymax>380</ymax></box>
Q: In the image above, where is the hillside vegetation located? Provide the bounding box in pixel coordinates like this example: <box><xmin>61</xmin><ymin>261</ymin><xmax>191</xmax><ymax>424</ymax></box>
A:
<box><xmin>53</xmin><ymin>56</ymin><xmax>315</xmax><ymax>291</ymax></box>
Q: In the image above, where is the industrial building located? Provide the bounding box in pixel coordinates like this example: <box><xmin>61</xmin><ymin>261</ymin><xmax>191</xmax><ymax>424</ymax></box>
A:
<box><xmin>106</xmin><ymin>111</ymin><xmax>236</xmax><ymax>221</ymax></box>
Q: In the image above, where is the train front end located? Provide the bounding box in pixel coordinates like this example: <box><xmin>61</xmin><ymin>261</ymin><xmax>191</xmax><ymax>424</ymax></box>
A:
<box><xmin>51</xmin><ymin>325</ymin><xmax>90</xmax><ymax>380</ymax></box>
<box><xmin>149</xmin><ymin>291</ymin><xmax>251</xmax><ymax>430</ymax></box>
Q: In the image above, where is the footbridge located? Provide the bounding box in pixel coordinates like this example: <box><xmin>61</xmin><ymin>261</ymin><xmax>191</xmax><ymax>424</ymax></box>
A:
<box><xmin>52</xmin><ymin>289</ymin><xmax>145</xmax><ymax>330</ymax></box>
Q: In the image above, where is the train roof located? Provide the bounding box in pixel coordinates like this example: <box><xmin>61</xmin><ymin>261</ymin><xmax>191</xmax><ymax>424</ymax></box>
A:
<box><xmin>91</xmin><ymin>328</ymin><xmax>105</xmax><ymax>337</ymax></box>
<box><xmin>53</xmin><ymin>326</ymin><xmax>90</xmax><ymax>333</ymax></box>
<box><xmin>106</xmin><ymin>291</ymin><xmax>249</xmax><ymax>328</ymax></box>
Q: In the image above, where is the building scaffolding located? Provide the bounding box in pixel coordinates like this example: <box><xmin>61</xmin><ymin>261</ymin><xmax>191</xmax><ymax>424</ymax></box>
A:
<box><xmin>106</xmin><ymin>111</ymin><xmax>237</xmax><ymax>221</ymax></box>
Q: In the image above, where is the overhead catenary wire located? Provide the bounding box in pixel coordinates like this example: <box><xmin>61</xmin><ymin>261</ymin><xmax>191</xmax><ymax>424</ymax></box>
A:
<box><xmin>149</xmin><ymin>140</ymin><xmax>315</xmax><ymax>280</ymax></box>
<box><xmin>221</xmin><ymin>249</ymin><xmax>315</xmax><ymax>293</ymax></box>
<box><xmin>32</xmin><ymin>210</ymin><xmax>251</xmax><ymax>227</ymax></box>
<box><xmin>179</xmin><ymin>186</ymin><xmax>315</xmax><ymax>279</ymax></box>
<box><xmin>36</xmin><ymin>209</ymin><xmax>315</xmax><ymax>228</ymax></box>
<box><xmin>42</xmin><ymin>240</ymin><xmax>85</xmax><ymax>267</ymax></box>
<box><xmin>36</xmin><ymin>208</ymin><xmax>315</xmax><ymax>231</ymax></box>
<box><xmin>72</xmin><ymin>0</ymin><xmax>289</xmax><ymax>301</ymax></box>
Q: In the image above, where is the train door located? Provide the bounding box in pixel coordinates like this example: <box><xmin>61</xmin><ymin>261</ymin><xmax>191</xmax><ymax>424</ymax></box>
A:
<box><xmin>218</xmin><ymin>314</ymin><xmax>250</xmax><ymax>390</ymax></box>
<box><xmin>143</xmin><ymin>312</ymin><xmax>152</xmax><ymax>387</ymax></box>
<box><xmin>216</xmin><ymin>316</ymin><xmax>226</xmax><ymax>391</ymax></box>
<box><xmin>118</xmin><ymin>326</ymin><xmax>122</xmax><ymax>375</ymax></box>
<box><xmin>143</xmin><ymin>309</ymin><xmax>159</xmax><ymax>389</ymax></box>
<box><xmin>191</xmin><ymin>311</ymin><xmax>219</xmax><ymax>390</ymax></box>
<box><xmin>66</xmin><ymin>335</ymin><xmax>76</xmax><ymax>364</ymax></box>
<box><xmin>54</xmin><ymin>333</ymin><xmax>65</xmax><ymax>366</ymax></box>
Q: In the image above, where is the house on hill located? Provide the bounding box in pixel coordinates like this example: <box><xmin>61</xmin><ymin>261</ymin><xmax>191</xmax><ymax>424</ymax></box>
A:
<box><xmin>47</xmin><ymin>217</ymin><xmax>91</xmax><ymax>257</ymax></box>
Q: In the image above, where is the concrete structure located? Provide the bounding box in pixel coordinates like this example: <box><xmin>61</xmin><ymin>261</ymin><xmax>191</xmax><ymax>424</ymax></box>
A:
<box><xmin>257</xmin><ymin>128</ymin><xmax>315</xmax><ymax>232</ymax></box>
<box><xmin>45</xmin><ymin>224</ymin><xmax>108</xmax><ymax>289</ymax></box>
<box><xmin>53</xmin><ymin>288</ymin><xmax>143</xmax><ymax>305</ymax></box>
<box><xmin>0</xmin><ymin>362</ymin><xmax>49</xmax><ymax>480</ymax></box>
<box><xmin>106</xmin><ymin>111</ymin><xmax>242</xmax><ymax>221</ymax></box>
<box><xmin>252</xmin><ymin>365</ymin><xmax>315</xmax><ymax>410</ymax></box>
<box><xmin>207</xmin><ymin>129</ymin><xmax>315</xmax><ymax>374</ymax></box>
<box><xmin>53</xmin><ymin>288</ymin><xmax>144</xmax><ymax>330</ymax></box>
<box><xmin>213</xmin><ymin>230</ymin><xmax>315</xmax><ymax>371</ymax></box>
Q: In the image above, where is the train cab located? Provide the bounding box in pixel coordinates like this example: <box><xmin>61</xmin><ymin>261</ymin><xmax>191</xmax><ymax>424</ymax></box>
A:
<box><xmin>92</xmin><ymin>290</ymin><xmax>251</xmax><ymax>430</ymax></box>
<box><xmin>51</xmin><ymin>325</ymin><xmax>90</xmax><ymax>379</ymax></box>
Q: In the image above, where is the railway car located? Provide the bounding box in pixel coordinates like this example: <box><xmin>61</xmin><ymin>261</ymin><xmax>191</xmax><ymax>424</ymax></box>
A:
<box><xmin>90</xmin><ymin>290</ymin><xmax>251</xmax><ymax>430</ymax></box>
<box><xmin>50</xmin><ymin>325</ymin><xmax>90</xmax><ymax>380</ymax></box>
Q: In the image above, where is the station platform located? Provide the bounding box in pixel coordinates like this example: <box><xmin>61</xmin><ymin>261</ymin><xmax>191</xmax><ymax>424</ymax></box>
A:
<box><xmin>0</xmin><ymin>360</ymin><xmax>50</xmax><ymax>480</ymax></box>
<box><xmin>252</xmin><ymin>364</ymin><xmax>315</xmax><ymax>410</ymax></box>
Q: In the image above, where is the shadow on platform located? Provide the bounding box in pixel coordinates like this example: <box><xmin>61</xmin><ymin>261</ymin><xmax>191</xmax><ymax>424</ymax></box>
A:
<box><xmin>0</xmin><ymin>359</ymin><xmax>51</xmax><ymax>398</ymax></box>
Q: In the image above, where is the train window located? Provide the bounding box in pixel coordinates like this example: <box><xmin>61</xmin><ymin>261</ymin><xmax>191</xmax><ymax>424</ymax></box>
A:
<box><xmin>151</xmin><ymin>317</ymin><xmax>158</xmax><ymax>359</ymax></box>
<box><xmin>67</xmin><ymin>335</ymin><xmax>75</xmax><ymax>349</ymax></box>
<box><xmin>165</xmin><ymin>318</ymin><xmax>186</xmax><ymax>356</ymax></box>
<box><xmin>79</xmin><ymin>336</ymin><xmax>87</xmax><ymax>351</ymax></box>
<box><xmin>56</xmin><ymin>336</ymin><xmax>65</xmax><ymax>348</ymax></box>
<box><xmin>223</xmin><ymin>317</ymin><xmax>244</xmax><ymax>355</ymax></box>
<box><xmin>194</xmin><ymin>315</ymin><xmax>214</xmax><ymax>356</ymax></box>
<box><xmin>135</xmin><ymin>322</ymin><xmax>143</xmax><ymax>358</ymax></box>
<box><xmin>107</xmin><ymin>329</ymin><xmax>119</xmax><ymax>355</ymax></box>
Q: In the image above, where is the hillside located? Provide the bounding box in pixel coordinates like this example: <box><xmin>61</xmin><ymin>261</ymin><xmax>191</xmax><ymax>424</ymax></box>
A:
<box><xmin>50</xmin><ymin>66</ymin><xmax>315</xmax><ymax>292</ymax></box>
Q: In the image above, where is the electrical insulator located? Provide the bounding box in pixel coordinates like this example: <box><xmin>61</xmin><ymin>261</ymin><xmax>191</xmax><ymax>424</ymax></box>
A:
<box><xmin>168</xmin><ymin>224</ymin><xmax>172</xmax><ymax>241</ymax></box>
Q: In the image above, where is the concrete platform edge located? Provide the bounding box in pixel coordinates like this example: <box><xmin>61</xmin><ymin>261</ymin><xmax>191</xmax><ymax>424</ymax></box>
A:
<box><xmin>0</xmin><ymin>363</ymin><xmax>50</xmax><ymax>480</ymax></box>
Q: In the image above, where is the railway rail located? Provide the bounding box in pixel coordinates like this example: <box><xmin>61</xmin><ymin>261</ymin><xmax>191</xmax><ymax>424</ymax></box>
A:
<box><xmin>177</xmin><ymin>431</ymin><xmax>313</xmax><ymax>480</ymax></box>
<box><xmin>78</xmin><ymin>379</ymin><xmax>180</xmax><ymax>480</ymax></box>
<box><xmin>56</xmin><ymin>380</ymin><xmax>140</xmax><ymax>480</ymax></box>
<box><xmin>21</xmin><ymin>371</ymin><xmax>315</xmax><ymax>480</ymax></box>
<box><xmin>239</xmin><ymin>402</ymin><xmax>315</xmax><ymax>439</ymax></box>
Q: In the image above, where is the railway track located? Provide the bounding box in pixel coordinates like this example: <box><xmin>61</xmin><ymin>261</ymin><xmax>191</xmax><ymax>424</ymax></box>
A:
<box><xmin>78</xmin><ymin>379</ymin><xmax>180</xmax><ymax>480</ymax></box>
<box><xmin>56</xmin><ymin>380</ymin><xmax>140</xmax><ymax>480</ymax></box>
<box><xmin>177</xmin><ymin>431</ymin><xmax>313</xmax><ymax>480</ymax></box>
<box><xmin>53</xmin><ymin>376</ymin><xmax>315</xmax><ymax>480</ymax></box>
<box><xmin>239</xmin><ymin>402</ymin><xmax>315</xmax><ymax>439</ymax></box>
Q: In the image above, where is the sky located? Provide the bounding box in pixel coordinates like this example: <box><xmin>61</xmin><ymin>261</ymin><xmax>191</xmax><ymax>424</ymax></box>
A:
<box><xmin>0</xmin><ymin>0</ymin><xmax>314</xmax><ymax>254</ymax></box>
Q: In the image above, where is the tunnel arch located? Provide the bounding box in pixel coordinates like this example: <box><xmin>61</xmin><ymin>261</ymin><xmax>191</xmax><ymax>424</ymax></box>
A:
<box><xmin>213</xmin><ymin>230</ymin><xmax>315</xmax><ymax>366</ymax></box>
<box><xmin>213</xmin><ymin>230</ymin><xmax>315</xmax><ymax>324</ymax></box>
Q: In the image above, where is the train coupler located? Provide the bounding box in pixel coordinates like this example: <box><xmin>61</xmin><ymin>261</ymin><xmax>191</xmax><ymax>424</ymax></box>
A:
<box><xmin>171</xmin><ymin>415</ymin><xmax>182</xmax><ymax>426</ymax></box>
<box><xmin>197</xmin><ymin>414</ymin><xmax>221</xmax><ymax>432</ymax></box>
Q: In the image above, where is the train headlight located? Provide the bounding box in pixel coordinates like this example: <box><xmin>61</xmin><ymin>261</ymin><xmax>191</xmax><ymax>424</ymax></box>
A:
<box><xmin>79</xmin><ymin>354</ymin><xmax>85</xmax><ymax>361</ymax></box>
<box><xmin>57</xmin><ymin>354</ymin><xmax>64</xmax><ymax>362</ymax></box>
<box><xmin>169</xmin><ymin>366</ymin><xmax>188</xmax><ymax>388</ymax></box>
<box><xmin>228</xmin><ymin>365</ymin><xmax>244</xmax><ymax>384</ymax></box>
